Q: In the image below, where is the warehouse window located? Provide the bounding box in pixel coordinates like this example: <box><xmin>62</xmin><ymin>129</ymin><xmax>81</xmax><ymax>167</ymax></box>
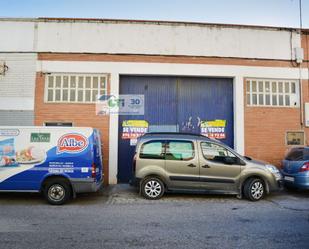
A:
<box><xmin>44</xmin><ymin>122</ymin><xmax>73</xmax><ymax>127</ymax></box>
<box><xmin>45</xmin><ymin>74</ymin><xmax>107</xmax><ymax>103</ymax></box>
<box><xmin>246</xmin><ymin>79</ymin><xmax>299</xmax><ymax>107</ymax></box>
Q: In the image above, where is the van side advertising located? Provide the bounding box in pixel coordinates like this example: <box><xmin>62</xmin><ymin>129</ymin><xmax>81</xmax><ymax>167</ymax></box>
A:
<box><xmin>0</xmin><ymin>127</ymin><xmax>103</xmax><ymax>205</ymax></box>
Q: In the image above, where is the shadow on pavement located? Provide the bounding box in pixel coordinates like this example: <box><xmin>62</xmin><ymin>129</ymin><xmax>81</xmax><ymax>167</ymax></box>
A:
<box><xmin>0</xmin><ymin>184</ymin><xmax>308</xmax><ymax>206</ymax></box>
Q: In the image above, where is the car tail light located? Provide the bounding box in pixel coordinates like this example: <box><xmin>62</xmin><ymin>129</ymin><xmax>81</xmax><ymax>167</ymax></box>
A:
<box><xmin>132</xmin><ymin>153</ymin><xmax>137</xmax><ymax>173</ymax></box>
<box><xmin>300</xmin><ymin>162</ymin><xmax>309</xmax><ymax>172</ymax></box>
<box><xmin>92</xmin><ymin>163</ymin><xmax>96</xmax><ymax>178</ymax></box>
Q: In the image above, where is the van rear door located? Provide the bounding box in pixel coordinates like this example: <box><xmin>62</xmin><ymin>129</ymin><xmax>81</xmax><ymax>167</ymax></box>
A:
<box><xmin>93</xmin><ymin>129</ymin><xmax>103</xmax><ymax>183</ymax></box>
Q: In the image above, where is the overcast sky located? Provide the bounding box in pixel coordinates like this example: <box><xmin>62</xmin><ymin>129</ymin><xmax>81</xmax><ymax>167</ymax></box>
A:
<box><xmin>1</xmin><ymin>0</ymin><xmax>308</xmax><ymax>28</ymax></box>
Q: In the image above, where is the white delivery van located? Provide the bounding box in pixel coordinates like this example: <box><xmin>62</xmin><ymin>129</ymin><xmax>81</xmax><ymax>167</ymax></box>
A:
<box><xmin>0</xmin><ymin>126</ymin><xmax>103</xmax><ymax>205</ymax></box>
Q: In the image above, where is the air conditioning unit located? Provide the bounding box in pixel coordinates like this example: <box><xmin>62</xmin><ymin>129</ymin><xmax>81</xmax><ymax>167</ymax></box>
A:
<box><xmin>294</xmin><ymin>47</ymin><xmax>304</xmax><ymax>64</ymax></box>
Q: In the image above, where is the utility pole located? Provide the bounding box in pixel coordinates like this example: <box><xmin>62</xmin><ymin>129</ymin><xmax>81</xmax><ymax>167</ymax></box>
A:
<box><xmin>299</xmin><ymin>0</ymin><xmax>302</xmax><ymax>30</ymax></box>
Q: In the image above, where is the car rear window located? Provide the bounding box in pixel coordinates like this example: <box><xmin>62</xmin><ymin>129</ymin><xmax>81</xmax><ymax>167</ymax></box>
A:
<box><xmin>285</xmin><ymin>148</ymin><xmax>309</xmax><ymax>161</ymax></box>
<box><xmin>139</xmin><ymin>141</ymin><xmax>165</xmax><ymax>159</ymax></box>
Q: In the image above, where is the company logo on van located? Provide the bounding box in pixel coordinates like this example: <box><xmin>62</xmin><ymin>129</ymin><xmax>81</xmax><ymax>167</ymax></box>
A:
<box><xmin>57</xmin><ymin>133</ymin><xmax>88</xmax><ymax>154</ymax></box>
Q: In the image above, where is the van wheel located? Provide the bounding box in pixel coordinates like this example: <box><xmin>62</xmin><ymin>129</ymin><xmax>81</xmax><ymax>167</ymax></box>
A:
<box><xmin>141</xmin><ymin>177</ymin><xmax>165</xmax><ymax>200</ymax></box>
<box><xmin>44</xmin><ymin>178</ymin><xmax>72</xmax><ymax>205</ymax></box>
<box><xmin>244</xmin><ymin>178</ymin><xmax>265</xmax><ymax>201</ymax></box>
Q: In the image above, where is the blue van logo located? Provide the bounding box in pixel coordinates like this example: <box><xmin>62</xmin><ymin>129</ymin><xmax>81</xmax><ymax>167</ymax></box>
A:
<box><xmin>57</xmin><ymin>133</ymin><xmax>88</xmax><ymax>154</ymax></box>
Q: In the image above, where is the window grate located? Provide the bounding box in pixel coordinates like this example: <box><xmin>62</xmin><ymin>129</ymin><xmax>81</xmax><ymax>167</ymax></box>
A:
<box><xmin>246</xmin><ymin>79</ymin><xmax>299</xmax><ymax>107</ymax></box>
<box><xmin>45</xmin><ymin>74</ymin><xmax>107</xmax><ymax>103</ymax></box>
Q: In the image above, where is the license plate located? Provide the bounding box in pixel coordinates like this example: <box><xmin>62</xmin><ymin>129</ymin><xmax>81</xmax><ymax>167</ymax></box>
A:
<box><xmin>284</xmin><ymin>176</ymin><xmax>294</xmax><ymax>182</ymax></box>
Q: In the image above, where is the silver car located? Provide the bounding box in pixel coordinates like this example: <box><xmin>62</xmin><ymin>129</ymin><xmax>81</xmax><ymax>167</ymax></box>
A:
<box><xmin>130</xmin><ymin>133</ymin><xmax>283</xmax><ymax>201</ymax></box>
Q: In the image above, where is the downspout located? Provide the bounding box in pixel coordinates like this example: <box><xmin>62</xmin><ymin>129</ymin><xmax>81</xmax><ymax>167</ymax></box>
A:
<box><xmin>299</xmin><ymin>57</ymin><xmax>303</xmax><ymax>128</ymax></box>
<box><xmin>299</xmin><ymin>0</ymin><xmax>304</xmax><ymax>128</ymax></box>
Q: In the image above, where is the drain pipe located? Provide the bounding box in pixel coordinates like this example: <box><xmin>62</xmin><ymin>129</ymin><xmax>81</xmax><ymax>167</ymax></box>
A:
<box><xmin>299</xmin><ymin>62</ymin><xmax>303</xmax><ymax>128</ymax></box>
<box><xmin>299</xmin><ymin>0</ymin><xmax>304</xmax><ymax>128</ymax></box>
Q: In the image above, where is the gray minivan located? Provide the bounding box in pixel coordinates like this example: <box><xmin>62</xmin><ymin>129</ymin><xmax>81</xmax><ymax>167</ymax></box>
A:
<box><xmin>130</xmin><ymin>133</ymin><xmax>283</xmax><ymax>201</ymax></box>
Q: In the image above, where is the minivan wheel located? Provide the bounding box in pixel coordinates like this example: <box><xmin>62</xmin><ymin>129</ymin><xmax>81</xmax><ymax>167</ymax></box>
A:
<box><xmin>141</xmin><ymin>177</ymin><xmax>165</xmax><ymax>200</ymax></box>
<box><xmin>244</xmin><ymin>178</ymin><xmax>265</xmax><ymax>201</ymax></box>
<box><xmin>44</xmin><ymin>179</ymin><xmax>72</xmax><ymax>205</ymax></box>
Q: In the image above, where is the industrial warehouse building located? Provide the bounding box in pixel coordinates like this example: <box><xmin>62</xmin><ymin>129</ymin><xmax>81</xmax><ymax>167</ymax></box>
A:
<box><xmin>0</xmin><ymin>18</ymin><xmax>308</xmax><ymax>184</ymax></box>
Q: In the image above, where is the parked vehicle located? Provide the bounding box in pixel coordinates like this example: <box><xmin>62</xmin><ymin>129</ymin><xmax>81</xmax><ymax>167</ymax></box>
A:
<box><xmin>0</xmin><ymin>126</ymin><xmax>103</xmax><ymax>205</ymax></box>
<box><xmin>130</xmin><ymin>132</ymin><xmax>283</xmax><ymax>201</ymax></box>
<box><xmin>282</xmin><ymin>147</ymin><xmax>309</xmax><ymax>190</ymax></box>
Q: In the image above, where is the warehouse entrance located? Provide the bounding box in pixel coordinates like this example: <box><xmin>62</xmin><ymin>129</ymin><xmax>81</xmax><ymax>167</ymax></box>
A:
<box><xmin>118</xmin><ymin>76</ymin><xmax>234</xmax><ymax>183</ymax></box>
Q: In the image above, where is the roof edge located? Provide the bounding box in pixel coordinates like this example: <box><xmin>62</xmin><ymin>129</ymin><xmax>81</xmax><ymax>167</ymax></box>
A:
<box><xmin>0</xmin><ymin>17</ymin><xmax>305</xmax><ymax>31</ymax></box>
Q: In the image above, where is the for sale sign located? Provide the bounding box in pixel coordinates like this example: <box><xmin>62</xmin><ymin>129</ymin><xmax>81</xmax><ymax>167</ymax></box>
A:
<box><xmin>200</xmin><ymin>119</ymin><xmax>226</xmax><ymax>139</ymax></box>
<box><xmin>122</xmin><ymin>120</ymin><xmax>149</xmax><ymax>140</ymax></box>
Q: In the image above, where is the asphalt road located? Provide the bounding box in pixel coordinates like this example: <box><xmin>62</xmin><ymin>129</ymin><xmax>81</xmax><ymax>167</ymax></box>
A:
<box><xmin>0</xmin><ymin>185</ymin><xmax>308</xmax><ymax>249</ymax></box>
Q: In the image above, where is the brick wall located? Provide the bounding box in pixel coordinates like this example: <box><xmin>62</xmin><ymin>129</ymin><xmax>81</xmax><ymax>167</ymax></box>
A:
<box><xmin>244</xmin><ymin>79</ymin><xmax>309</xmax><ymax>168</ymax></box>
<box><xmin>34</xmin><ymin>73</ymin><xmax>110</xmax><ymax>184</ymax></box>
<box><xmin>38</xmin><ymin>53</ymin><xmax>295</xmax><ymax>68</ymax></box>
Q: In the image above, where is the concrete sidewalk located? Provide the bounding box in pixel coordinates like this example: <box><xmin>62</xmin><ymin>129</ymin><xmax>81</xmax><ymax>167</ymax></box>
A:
<box><xmin>103</xmin><ymin>184</ymin><xmax>309</xmax><ymax>211</ymax></box>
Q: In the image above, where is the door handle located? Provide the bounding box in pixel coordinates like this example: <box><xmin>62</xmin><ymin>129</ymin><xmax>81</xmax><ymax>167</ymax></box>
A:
<box><xmin>201</xmin><ymin>164</ymin><xmax>211</xmax><ymax>168</ymax></box>
<box><xmin>187</xmin><ymin>163</ymin><xmax>197</xmax><ymax>167</ymax></box>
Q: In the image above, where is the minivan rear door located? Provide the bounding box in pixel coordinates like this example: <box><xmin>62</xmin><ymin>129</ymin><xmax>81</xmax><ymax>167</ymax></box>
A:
<box><xmin>165</xmin><ymin>139</ymin><xmax>200</xmax><ymax>189</ymax></box>
<box><xmin>198</xmin><ymin>141</ymin><xmax>241</xmax><ymax>191</ymax></box>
